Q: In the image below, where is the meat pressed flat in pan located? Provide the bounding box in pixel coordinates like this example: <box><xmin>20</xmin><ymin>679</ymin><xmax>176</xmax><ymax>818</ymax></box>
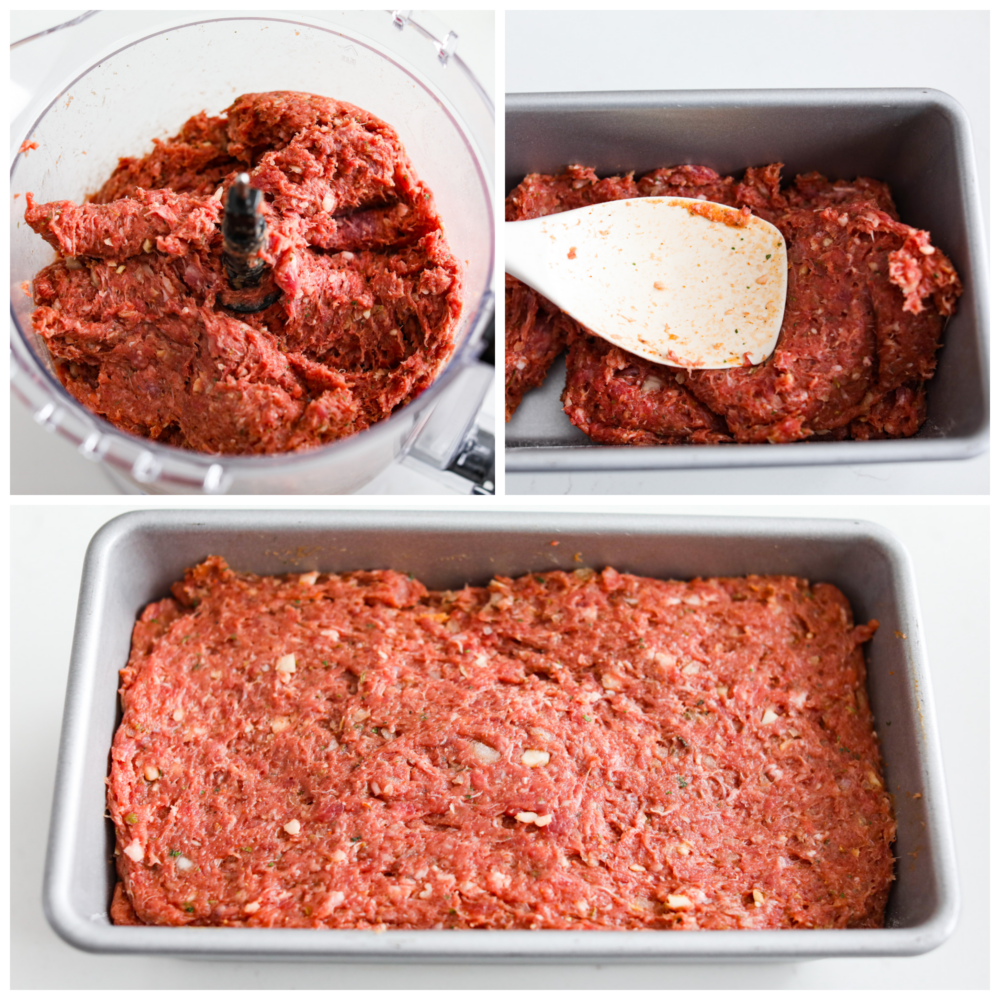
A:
<box><xmin>505</xmin><ymin>163</ymin><xmax>961</xmax><ymax>444</ymax></box>
<box><xmin>108</xmin><ymin>557</ymin><xmax>894</xmax><ymax>930</ymax></box>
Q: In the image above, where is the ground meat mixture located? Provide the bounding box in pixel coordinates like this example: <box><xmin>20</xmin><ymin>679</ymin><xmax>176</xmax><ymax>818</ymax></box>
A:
<box><xmin>505</xmin><ymin>163</ymin><xmax>961</xmax><ymax>444</ymax></box>
<box><xmin>25</xmin><ymin>92</ymin><xmax>462</xmax><ymax>454</ymax></box>
<box><xmin>108</xmin><ymin>557</ymin><xmax>894</xmax><ymax>930</ymax></box>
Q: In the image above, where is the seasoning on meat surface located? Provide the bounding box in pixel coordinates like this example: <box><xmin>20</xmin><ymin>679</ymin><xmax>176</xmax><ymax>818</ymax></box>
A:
<box><xmin>108</xmin><ymin>558</ymin><xmax>894</xmax><ymax>930</ymax></box>
<box><xmin>24</xmin><ymin>92</ymin><xmax>462</xmax><ymax>455</ymax></box>
<box><xmin>505</xmin><ymin>163</ymin><xmax>961</xmax><ymax>444</ymax></box>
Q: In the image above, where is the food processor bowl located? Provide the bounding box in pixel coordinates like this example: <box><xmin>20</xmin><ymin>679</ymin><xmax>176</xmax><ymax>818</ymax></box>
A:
<box><xmin>10</xmin><ymin>11</ymin><xmax>494</xmax><ymax>494</ymax></box>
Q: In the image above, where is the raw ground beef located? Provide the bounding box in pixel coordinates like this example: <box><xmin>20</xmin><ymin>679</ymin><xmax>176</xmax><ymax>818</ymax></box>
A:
<box><xmin>505</xmin><ymin>163</ymin><xmax>961</xmax><ymax>444</ymax></box>
<box><xmin>108</xmin><ymin>557</ymin><xmax>894</xmax><ymax>930</ymax></box>
<box><xmin>24</xmin><ymin>92</ymin><xmax>462</xmax><ymax>455</ymax></box>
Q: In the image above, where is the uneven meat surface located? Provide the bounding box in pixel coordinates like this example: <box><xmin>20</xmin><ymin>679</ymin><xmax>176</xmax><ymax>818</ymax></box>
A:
<box><xmin>109</xmin><ymin>558</ymin><xmax>894</xmax><ymax>930</ymax></box>
<box><xmin>506</xmin><ymin>163</ymin><xmax>961</xmax><ymax>444</ymax></box>
<box><xmin>25</xmin><ymin>92</ymin><xmax>461</xmax><ymax>454</ymax></box>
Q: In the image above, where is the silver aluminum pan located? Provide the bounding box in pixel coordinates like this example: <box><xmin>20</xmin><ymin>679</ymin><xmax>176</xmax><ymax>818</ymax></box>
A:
<box><xmin>44</xmin><ymin>509</ymin><xmax>958</xmax><ymax>960</ymax></box>
<box><xmin>505</xmin><ymin>89</ymin><xmax>989</xmax><ymax>471</ymax></box>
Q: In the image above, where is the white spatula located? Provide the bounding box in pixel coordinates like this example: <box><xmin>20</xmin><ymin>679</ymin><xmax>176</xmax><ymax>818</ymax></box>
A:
<box><xmin>505</xmin><ymin>197</ymin><xmax>787</xmax><ymax>369</ymax></box>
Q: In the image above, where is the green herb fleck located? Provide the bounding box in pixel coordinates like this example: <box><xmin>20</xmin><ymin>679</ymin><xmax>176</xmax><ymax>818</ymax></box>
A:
<box><xmin>535</xmin><ymin>576</ymin><xmax>546</xmax><ymax>584</ymax></box>
<box><xmin>420</xmin><ymin>713</ymin><xmax>429</xmax><ymax>721</ymax></box>
<box><xmin>169</xmin><ymin>849</ymin><xmax>182</xmax><ymax>857</ymax></box>
<box><xmin>678</xmin><ymin>777</ymin><xmax>688</xmax><ymax>789</ymax></box>
<box><xmin>765</xmin><ymin>254</ymin><xmax>772</xmax><ymax>260</ymax></box>
<box><xmin>583</xmin><ymin>714</ymin><xmax>592</xmax><ymax>722</ymax></box>
<box><xmin>323</xmin><ymin>660</ymin><xmax>329</xmax><ymax>667</ymax></box>
<box><xmin>350</xmin><ymin>836</ymin><xmax>362</xmax><ymax>843</ymax></box>
<box><xmin>184</xmin><ymin>903</ymin><xmax>195</xmax><ymax>913</ymax></box>
<box><xmin>125</xmin><ymin>813</ymin><xmax>137</xmax><ymax>825</ymax></box>
<box><xmin>241</xmin><ymin>846</ymin><xmax>253</xmax><ymax>853</ymax></box>
<box><xmin>448</xmin><ymin>907</ymin><xmax>457</xmax><ymax>915</ymax></box>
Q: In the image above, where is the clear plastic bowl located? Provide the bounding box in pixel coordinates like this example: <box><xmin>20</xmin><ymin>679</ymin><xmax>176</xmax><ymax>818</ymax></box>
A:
<box><xmin>10</xmin><ymin>12</ymin><xmax>494</xmax><ymax>494</ymax></box>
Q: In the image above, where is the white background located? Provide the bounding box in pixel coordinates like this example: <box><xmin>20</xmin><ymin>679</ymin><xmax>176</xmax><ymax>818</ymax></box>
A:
<box><xmin>9</xmin><ymin>9</ymin><xmax>495</xmax><ymax>496</ymax></box>
<box><xmin>10</xmin><ymin>501</ymin><xmax>988</xmax><ymax>989</ymax></box>
<box><xmin>505</xmin><ymin>9</ymin><xmax>989</xmax><ymax>496</ymax></box>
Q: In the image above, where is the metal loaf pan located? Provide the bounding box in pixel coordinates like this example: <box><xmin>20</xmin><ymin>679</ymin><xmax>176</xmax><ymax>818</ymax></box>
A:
<box><xmin>505</xmin><ymin>89</ymin><xmax>989</xmax><ymax>472</ymax></box>
<box><xmin>44</xmin><ymin>509</ymin><xmax>958</xmax><ymax>961</ymax></box>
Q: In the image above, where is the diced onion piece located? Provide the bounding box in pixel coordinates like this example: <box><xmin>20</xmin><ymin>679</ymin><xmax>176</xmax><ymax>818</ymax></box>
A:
<box><xmin>761</xmin><ymin>708</ymin><xmax>778</xmax><ymax>725</ymax></box>
<box><xmin>515</xmin><ymin>811</ymin><xmax>552</xmax><ymax>827</ymax></box>
<box><xmin>666</xmin><ymin>894</ymin><xmax>693</xmax><ymax>910</ymax></box>
<box><xmin>470</xmin><ymin>740</ymin><xmax>500</xmax><ymax>764</ymax></box>
<box><xmin>283</xmin><ymin>819</ymin><xmax>301</xmax><ymax>835</ymax></box>
<box><xmin>176</xmin><ymin>855</ymin><xmax>194</xmax><ymax>871</ymax></box>
<box><xmin>244</xmin><ymin>901</ymin><xmax>260</xmax><ymax>913</ymax></box>
<box><xmin>521</xmin><ymin>749</ymin><xmax>550</xmax><ymax>767</ymax></box>
<box><xmin>123</xmin><ymin>841</ymin><xmax>144</xmax><ymax>863</ymax></box>
<box><xmin>276</xmin><ymin>654</ymin><xmax>296</xmax><ymax>675</ymax></box>
<box><xmin>299</xmin><ymin>572</ymin><xmax>319</xmax><ymax>586</ymax></box>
